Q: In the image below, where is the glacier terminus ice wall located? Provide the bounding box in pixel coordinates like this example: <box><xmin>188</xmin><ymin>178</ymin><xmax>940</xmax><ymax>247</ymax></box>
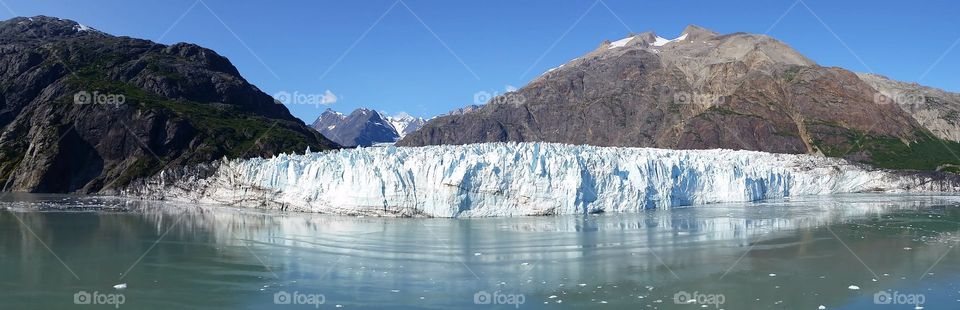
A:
<box><xmin>125</xmin><ymin>143</ymin><xmax>960</xmax><ymax>217</ymax></box>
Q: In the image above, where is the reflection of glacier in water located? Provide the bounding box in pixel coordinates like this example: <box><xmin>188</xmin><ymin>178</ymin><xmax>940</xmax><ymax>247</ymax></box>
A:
<box><xmin>2</xmin><ymin>194</ymin><xmax>960</xmax><ymax>309</ymax></box>
<box><xmin>125</xmin><ymin>143</ymin><xmax>960</xmax><ymax>217</ymax></box>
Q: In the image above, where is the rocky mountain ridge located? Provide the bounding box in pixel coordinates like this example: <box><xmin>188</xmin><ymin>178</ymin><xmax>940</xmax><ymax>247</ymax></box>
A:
<box><xmin>311</xmin><ymin>108</ymin><xmax>425</xmax><ymax>147</ymax></box>
<box><xmin>399</xmin><ymin>25</ymin><xmax>960</xmax><ymax>172</ymax></box>
<box><xmin>0</xmin><ymin>16</ymin><xmax>338</xmax><ymax>193</ymax></box>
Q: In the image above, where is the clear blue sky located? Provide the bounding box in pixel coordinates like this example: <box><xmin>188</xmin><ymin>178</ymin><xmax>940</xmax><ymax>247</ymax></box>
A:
<box><xmin>2</xmin><ymin>0</ymin><xmax>958</xmax><ymax>122</ymax></box>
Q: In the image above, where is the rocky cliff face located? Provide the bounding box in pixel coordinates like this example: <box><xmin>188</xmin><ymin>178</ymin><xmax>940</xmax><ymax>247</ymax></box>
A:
<box><xmin>0</xmin><ymin>16</ymin><xmax>338</xmax><ymax>193</ymax></box>
<box><xmin>399</xmin><ymin>25</ymin><xmax>958</xmax><ymax>171</ymax></box>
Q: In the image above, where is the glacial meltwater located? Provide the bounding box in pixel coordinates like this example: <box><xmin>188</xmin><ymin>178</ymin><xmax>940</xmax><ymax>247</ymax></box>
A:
<box><xmin>1</xmin><ymin>194</ymin><xmax>959</xmax><ymax>309</ymax></box>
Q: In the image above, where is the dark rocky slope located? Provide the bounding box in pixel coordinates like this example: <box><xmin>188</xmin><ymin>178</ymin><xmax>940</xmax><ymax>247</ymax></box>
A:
<box><xmin>0</xmin><ymin>16</ymin><xmax>338</xmax><ymax>193</ymax></box>
<box><xmin>399</xmin><ymin>25</ymin><xmax>960</xmax><ymax>171</ymax></box>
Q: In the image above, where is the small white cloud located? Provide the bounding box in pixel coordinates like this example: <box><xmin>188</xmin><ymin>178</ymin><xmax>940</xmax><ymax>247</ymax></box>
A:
<box><xmin>505</xmin><ymin>85</ymin><xmax>518</xmax><ymax>92</ymax></box>
<box><xmin>321</xmin><ymin>90</ymin><xmax>338</xmax><ymax>104</ymax></box>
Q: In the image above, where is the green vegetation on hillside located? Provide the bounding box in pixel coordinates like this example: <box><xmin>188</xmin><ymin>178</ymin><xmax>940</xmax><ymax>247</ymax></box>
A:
<box><xmin>67</xmin><ymin>61</ymin><xmax>325</xmax><ymax>163</ymax></box>
<box><xmin>813</xmin><ymin>129</ymin><xmax>960</xmax><ymax>173</ymax></box>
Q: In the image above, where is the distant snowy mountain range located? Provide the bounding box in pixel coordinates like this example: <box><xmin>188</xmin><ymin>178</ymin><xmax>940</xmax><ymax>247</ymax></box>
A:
<box><xmin>311</xmin><ymin>108</ymin><xmax>426</xmax><ymax>147</ymax></box>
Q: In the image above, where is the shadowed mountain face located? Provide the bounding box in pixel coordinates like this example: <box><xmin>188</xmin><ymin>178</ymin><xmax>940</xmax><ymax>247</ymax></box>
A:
<box><xmin>311</xmin><ymin>108</ymin><xmax>424</xmax><ymax>147</ymax></box>
<box><xmin>0</xmin><ymin>16</ymin><xmax>339</xmax><ymax>193</ymax></box>
<box><xmin>399</xmin><ymin>25</ymin><xmax>960</xmax><ymax>171</ymax></box>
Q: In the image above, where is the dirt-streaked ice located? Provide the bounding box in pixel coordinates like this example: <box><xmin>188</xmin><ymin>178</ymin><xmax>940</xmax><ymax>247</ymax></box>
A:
<box><xmin>126</xmin><ymin>142</ymin><xmax>960</xmax><ymax>217</ymax></box>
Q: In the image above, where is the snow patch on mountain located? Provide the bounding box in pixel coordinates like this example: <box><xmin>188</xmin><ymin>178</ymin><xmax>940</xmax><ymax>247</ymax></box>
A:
<box><xmin>652</xmin><ymin>33</ymin><xmax>687</xmax><ymax>47</ymax></box>
<box><xmin>608</xmin><ymin>33</ymin><xmax>688</xmax><ymax>50</ymax></box>
<box><xmin>608</xmin><ymin>36</ymin><xmax>634</xmax><ymax>49</ymax></box>
<box><xmin>74</xmin><ymin>23</ymin><xmax>92</xmax><ymax>32</ymax></box>
<box><xmin>126</xmin><ymin>143</ymin><xmax>960</xmax><ymax>217</ymax></box>
<box><xmin>386</xmin><ymin>112</ymin><xmax>426</xmax><ymax>139</ymax></box>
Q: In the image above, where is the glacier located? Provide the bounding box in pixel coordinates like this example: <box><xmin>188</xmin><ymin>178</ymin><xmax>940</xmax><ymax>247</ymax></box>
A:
<box><xmin>124</xmin><ymin>142</ymin><xmax>960</xmax><ymax>217</ymax></box>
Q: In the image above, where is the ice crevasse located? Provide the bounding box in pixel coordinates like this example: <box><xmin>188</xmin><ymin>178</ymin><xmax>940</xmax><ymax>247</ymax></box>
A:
<box><xmin>129</xmin><ymin>142</ymin><xmax>960</xmax><ymax>217</ymax></box>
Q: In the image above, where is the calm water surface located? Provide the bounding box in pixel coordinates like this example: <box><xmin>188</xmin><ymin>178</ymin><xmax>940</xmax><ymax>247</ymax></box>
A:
<box><xmin>1</xmin><ymin>194</ymin><xmax>959</xmax><ymax>309</ymax></box>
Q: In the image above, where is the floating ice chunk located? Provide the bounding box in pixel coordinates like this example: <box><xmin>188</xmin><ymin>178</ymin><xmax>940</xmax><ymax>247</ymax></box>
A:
<box><xmin>848</xmin><ymin>285</ymin><xmax>860</xmax><ymax>290</ymax></box>
<box><xmin>113</xmin><ymin>283</ymin><xmax>127</xmax><ymax>290</ymax></box>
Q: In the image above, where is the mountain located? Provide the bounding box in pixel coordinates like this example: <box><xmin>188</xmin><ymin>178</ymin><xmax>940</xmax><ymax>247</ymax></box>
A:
<box><xmin>311</xmin><ymin>108</ymin><xmax>424</xmax><ymax>147</ymax></box>
<box><xmin>387</xmin><ymin>112</ymin><xmax>427</xmax><ymax>138</ymax></box>
<box><xmin>311</xmin><ymin>108</ymin><xmax>398</xmax><ymax>147</ymax></box>
<box><xmin>0</xmin><ymin>16</ymin><xmax>338</xmax><ymax>193</ymax></box>
<box><xmin>398</xmin><ymin>25</ymin><xmax>960</xmax><ymax>172</ymax></box>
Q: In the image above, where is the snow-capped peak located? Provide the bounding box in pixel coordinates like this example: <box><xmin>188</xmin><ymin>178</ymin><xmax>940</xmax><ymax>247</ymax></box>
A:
<box><xmin>391</xmin><ymin>111</ymin><xmax>415</xmax><ymax>121</ymax></box>
<box><xmin>607</xmin><ymin>32</ymin><xmax>688</xmax><ymax>50</ymax></box>
<box><xmin>322</xmin><ymin>108</ymin><xmax>346</xmax><ymax>119</ymax></box>
<box><xmin>386</xmin><ymin>112</ymin><xmax>426</xmax><ymax>139</ymax></box>
<box><xmin>313</xmin><ymin>108</ymin><xmax>426</xmax><ymax>144</ymax></box>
